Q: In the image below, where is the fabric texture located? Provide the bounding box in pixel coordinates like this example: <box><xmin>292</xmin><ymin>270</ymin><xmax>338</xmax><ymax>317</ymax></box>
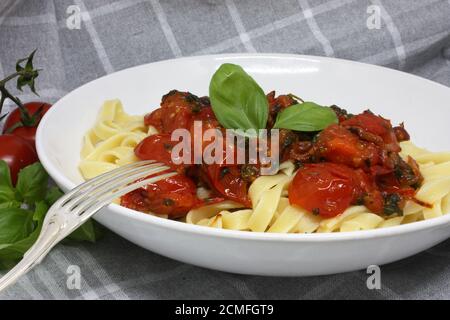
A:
<box><xmin>0</xmin><ymin>0</ymin><xmax>449</xmax><ymax>300</ymax></box>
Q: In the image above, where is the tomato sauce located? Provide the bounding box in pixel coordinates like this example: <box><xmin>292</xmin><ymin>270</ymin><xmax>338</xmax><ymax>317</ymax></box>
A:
<box><xmin>122</xmin><ymin>90</ymin><xmax>422</xmax><ymax>219</ymax></box>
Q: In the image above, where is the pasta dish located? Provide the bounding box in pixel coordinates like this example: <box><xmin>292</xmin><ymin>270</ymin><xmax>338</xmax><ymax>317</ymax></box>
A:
<box><xmin>79</xmin><ymin>63</ymin><xmax>450</xmax><ymax>233</ymax></box>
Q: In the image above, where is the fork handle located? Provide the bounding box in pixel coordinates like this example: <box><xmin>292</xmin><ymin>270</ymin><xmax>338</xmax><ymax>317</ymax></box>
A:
<box><xmin>0</xmin><ymin>223</ymin><xmax>60</xmax><ymax>292</ymax></box>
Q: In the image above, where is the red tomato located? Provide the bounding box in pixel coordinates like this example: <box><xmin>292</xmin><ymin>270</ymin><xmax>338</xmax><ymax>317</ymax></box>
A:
<box><xmin>134</xmin><ymin>133</ymin><xmax>189</xmax><ymax>173</ymax></box>
<box><xmin>148</xmin><ymin>91</ymin><xmax>214</xmax><ymax>134</ymax></box>
<box><xmin>3</xmin><ymin>102</ymin><xmax>52</xmax><ymax>149</ymax></box>
<box><xmin>289</xmin><ymin>163</ymin><xmax>359</xmax><ymax>218</ymax></box>
<box><xmin>314</xmin><ymin>124</ymin><xmax>381</xmax><ymax>170</ymax></box>
<box><xmin>353</xmin><ymin>169</ymin><xmax>384</xmax><ymax>214</ymax></box>
<box><xmin>144</xmin><ymin>109</ymin><xmax>163</xmax><ymax>132</ymax></box>
<box><xmin>203</xmin><ymin>164</ymin><xmax>251</xmax><ymax>207</ymax></box>
<box><xmin>341</xmin><ymin>111</ymin><xmax>400</xmax><ymax>152</ymax></box>
<box><xmin>0</xmin><ymin>134</ymin><xmax>38</xmax><ymax>185</ymax></box>
<box><xmin>121</xmin><ymin>174</ymin><xmax>198</xmax><ymax>218</ymax></box>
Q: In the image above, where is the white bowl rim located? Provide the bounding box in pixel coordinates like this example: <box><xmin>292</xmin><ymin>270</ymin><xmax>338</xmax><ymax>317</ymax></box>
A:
<box><xmin>36</xmin><ymin>53</ymin><xmax>450</xmax><ymax>243</ymax></box>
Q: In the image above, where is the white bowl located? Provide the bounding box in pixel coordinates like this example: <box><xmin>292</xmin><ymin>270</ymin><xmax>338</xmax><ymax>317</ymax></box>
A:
<box><xmin>36</xmin><ymin>54</ymin><xmax>450</xmax><ymax>276</ymax></box>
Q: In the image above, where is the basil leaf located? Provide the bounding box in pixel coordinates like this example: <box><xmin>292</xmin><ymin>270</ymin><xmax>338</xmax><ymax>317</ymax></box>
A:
<box><xmin>0</xmin><ymin>160</ymin><xmax>13</xmax><ymax>188</ymax></box>
<box><xmin>0</xmin><ymin>201</ymin><xmax>21</xmax><ymax>209</ymax></box>
<box><xmin>67</xmin><ymin>219</ymin><xmax>102</xmax><ymax>243</ymax></box>
<box><xmin>0</xmin><ymin>201</ymin><xmax>48</xmax><ymax>265</ymax></box>
<box><xmin>273</xmin><ymin>101</ymin><xmax>338</xmax><ymax>132</ymax></box>
<box><xmin>16</xmin><ymin>162</ymin><xmax>48</xmax><ymax>204</ymax></box>
<box><xmin>0</xmin><ymin>161</ymin><xmax>16</xmax><ymax>203</ymax></box>
<box><xmin>209</xmin><ymin>63</ymin><xmax>268</xmax><ymax>131</ymax></box>
<box><xmin>45</xmin><ymin>186</ymin><xmax>63</xmax><ymax>206</ymax></box>
<box><xmin>0</xmin><ymin>208</ymin><xmax>34</xmax><ymax>244</ymax></box>
<box><xmin>0</xmin><ymin>186</ymin><xmax>16</xmax><ymax>204</ymax></box>
<box><xmin>0</xmin><ymin>259</ymin><xmax>16</xmax><ymax>270</ymax></box>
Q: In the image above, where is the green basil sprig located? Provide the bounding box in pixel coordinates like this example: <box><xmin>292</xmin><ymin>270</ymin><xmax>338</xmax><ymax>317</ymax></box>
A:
<box><xmin>273</xmin><ymin>102</ymin><xmax>338</xmax><ymax>132</ymax></box>
<box><xmin>0</xmin><ymin>160</ymin><xmax>102</xmax><ymax>269</ymax></box>
<box><xmin>209</xmin><ymin>63</ymin><xmax>268</xmax><ymax>131</ymax></box>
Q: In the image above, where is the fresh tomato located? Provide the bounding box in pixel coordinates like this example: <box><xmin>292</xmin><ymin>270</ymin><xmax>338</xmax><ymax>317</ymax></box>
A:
<box><xmin>0</xmin><ymin>134</ymin><xmax>38</xmax><ymax>185</ymax></box>
<box><xmin>121</xmin><ymin>174</ymin><xmax>198</xmax><ymax>218</ymax></box>
<box><xmin>134</xmin><ymin>133</ymin><xmax>190</xmax><ymax>173</ymax></box>
<box><xmin>2</xmin><ymin>102</ymin><xmax>52</xmax><ymax>149</ymax></box>
<box><xmin>314</xmin><ymin>124</ymin><xmax>381</xmax><ymax>170</ymax></box>
<box><xmin>289</xmin><ymin>163</ymin><xmax>359</xmax><ymax>218</ymax></box>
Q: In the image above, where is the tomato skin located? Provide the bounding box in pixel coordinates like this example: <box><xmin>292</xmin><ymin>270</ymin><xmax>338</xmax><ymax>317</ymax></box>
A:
<box><xmin>121</xmin><ymin>174</ymin><xmax>198</xmax><ymax>218</ymax></box>
<box><xmin>353</xmin><ymin>169</ymin><xmax>384</xmax><ymax>214</ymax></box>
<box><xmin>146</xmin><ymin>91</ymin><xmax>214</xmax><ymax>134</ymax></box>
<box><xmin>134</xmin><ymin>133</ymin><xmax>189</xmax><ymax>173</ymax></box>
<box><xmin>0</xmin><ymin>134</ymin><xmax>38</xmax><ymax>185</ymax></box>
<box><xmin>203</xmin><ymin>164</ymin><xmax>251</xmax><ymax>207</ymax></box>
<box><xmin>289</xmin><ymin>162</ymin><xmax>388</xmax><ymax>217</ymax></box>
<box><xmin>144</xmin><ymin>109</ymin><xmax>163</xmax><ymax>132</ymax></box>
<box><xmin>341</xmin><ymin>111</ymin><xmax>400</xmax><ymax>152</ymax></box>
<box><xmin>314</xmin><ymin>124</ymin><xmax>381</xmax><ymax>170</ymax></box>
<box><xmin>289</xmin><ymin>163</ymin><xmax>359</xmax><ymax>218</ymax></box>
<box><xmin>3</xmin><ymin>102</ymin><xmax>52</xmax><ymax>149</ymax></box>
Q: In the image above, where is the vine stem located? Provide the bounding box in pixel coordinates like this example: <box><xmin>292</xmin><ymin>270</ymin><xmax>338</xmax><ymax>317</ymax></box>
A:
<box><xmin>0</xmin><ymin>71</ymin><xmax>27</xmax><ymax>119</ymax></box>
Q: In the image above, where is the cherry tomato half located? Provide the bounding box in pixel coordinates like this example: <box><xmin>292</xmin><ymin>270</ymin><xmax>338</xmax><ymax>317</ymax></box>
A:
<box><xmin>289</xmin><ymin>163</ymin><xmax>359</xmax><ymax>218</ymax></box>
<box><xmin>0</xmin><ymin>134</ymin><xmax>38</xmax><ymax>185</ymax></box>
<box><xmin>3</xmin><ymin>102</ymin><xmax>52</xmax><ymax>149</ymax></box>
<box><xmin>203</xmin><ymin>164</ymin><xmax>251</xmax><ymax>207</ymax></box>
<box><xmin>314</xmin><ymin>124</ymin><xmax>381</xmax><ymax>170</ymax></box>
<box><xmin>341</xmin><ymin>111</ymin><xmax>400</xmax><ymax>152</ymax></box>
<box><xmin>121</xmin><ymin>174</ymin><xmax>198</xmax><ymax>218</ymax></box>
<box><xmin>134</xmin><ymin>133</ymin><xmax>189</xmax><ymax>173</ymax></box>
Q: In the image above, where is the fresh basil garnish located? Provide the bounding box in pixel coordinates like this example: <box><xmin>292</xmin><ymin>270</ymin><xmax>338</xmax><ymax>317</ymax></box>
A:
<box><xmin>209</xmin><ymin>63</ymin><xmax>268</xmax><ymax>132</ymax></box>
<box><xmin>0</xmin><ymin>208</ymin><xmax>34</xmax><ymax>244</ymax></box>
<box><xmin>0</xmin><ymin>201</ymin><xmax>48</xmax><ymax>264</ymax></box>
<box><xmin>16</xmin><ymin>162</ymin><xmax>48</xmax><ymax>205</ymax></box>
<box><xmin>0</xmin><ymin>161</ymin><xmax>16</xmax><ymax>203</ymax></box>
<box><xmin>273</xmin><ymin>101</ymin><xmax>338</xmax><ymax>132</ymax></box>
<box><xmin>0</xmin><ymin>160</ymin><xmax>102</xmax><ymax>269</ymax></box>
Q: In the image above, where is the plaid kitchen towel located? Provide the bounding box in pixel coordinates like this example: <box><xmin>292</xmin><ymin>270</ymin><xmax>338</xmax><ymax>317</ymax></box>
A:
<box><xmin>0</xmin><ymin>0</ymin><xmax>449</xmax><ymax>300</ymax></box>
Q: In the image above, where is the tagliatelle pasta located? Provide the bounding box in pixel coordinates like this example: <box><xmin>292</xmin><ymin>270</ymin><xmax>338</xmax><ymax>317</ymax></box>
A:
<box><xmin>79</xmin><ymin>100</ymin><xmax>157</xmax><ymax>179</ymax></box>
<box><xmin>79</xmin><ymin>97</ymin><xmax>450</xmax><ymax>234</ymax></box>
<box><xmin>187</xmin><ymin>141</ymin><xmax>450</xmax><ymax>233</ymax></box>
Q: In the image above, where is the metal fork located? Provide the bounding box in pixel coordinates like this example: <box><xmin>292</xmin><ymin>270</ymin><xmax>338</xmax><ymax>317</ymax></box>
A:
<box><xmin>0</xmin><ymin>160</ymin><xmax>176</xmax><ymax>293</ymax></box>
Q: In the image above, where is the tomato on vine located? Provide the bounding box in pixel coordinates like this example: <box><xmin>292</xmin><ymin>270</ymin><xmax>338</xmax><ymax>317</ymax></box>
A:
<box><xmin>2</xmin><ymin>101</ymin><xmax>52</xmax><ymax>147</ymax></box>
<box><xmin>0</xmin><ymin>50</ymin><xmax>48</xmax><ymax>177</ymax></box>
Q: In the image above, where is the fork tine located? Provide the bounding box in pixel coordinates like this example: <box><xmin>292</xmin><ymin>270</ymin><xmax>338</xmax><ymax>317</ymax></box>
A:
<box><xmin>60</xmin><ymin>160</ymin><xmax>157</xmax><ymax>205</ymax></box>
<box><xmin>72</xmin><ymin>165</ymin><xmax>172</xmax><ymax>216</ymax></box>
<box><xmin>66</xmin><ymin>162</ymin><xmax>169</xmax><ymax>210</ymax></box>
<box><xmin>74</xmin><ymin>172</ymin><xmax>178</xmax><ymax>223</ymax></box>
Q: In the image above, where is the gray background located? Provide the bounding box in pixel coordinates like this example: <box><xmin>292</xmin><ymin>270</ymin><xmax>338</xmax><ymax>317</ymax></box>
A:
<box><xmin>0</xmin><ymin>0</ymin><xmax>449</xmax><ymax>299</ymax></box>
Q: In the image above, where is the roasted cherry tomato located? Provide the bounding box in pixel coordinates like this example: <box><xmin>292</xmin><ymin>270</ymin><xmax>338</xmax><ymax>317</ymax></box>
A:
<box><xmin>121</xmin><ymin>174</ymin><xmax>198</xmax><ymax>218</ymax></box>
<box><xmin>266</xmin><ymin>91</ymin><xmax>296</xmax><ymax>127</ymax></box>
<box><xmin>134</xmin><ymin>133</ymin><xmax>189</xmax><ymax>173</ymax></box>
<box><xmin>0</xmin><ymin>134</ymin><xmax>38</xmax><ymax>185</ymax></box>
<box><xmin>289</xmin><ymin>163</ymin><xmax>359</xmax><ymax>217</ymax></box>
<box><xmin>341</xmin><ymin>111</ymin><xmax>400</xmax><ymax>152</ymax></box>
<box><xmin>353</xmin><ymin>169</ymin><xmax>384</xmax><ymax>214</ymax></box>
<box><xmin>314</xmin><ymin>124</ymin><xmax>381</xmax><ymax>170</ymax></box>
<box><xmin>3</xmin><ymin>102</ymin><xmax>52</xmax><ymax>149</ymax></box>
<box><xmin>203</xmin><ymin>164</ymin><xmax>251</xmax><ymax>207</ymax></box>
<box><xmin>146</xmin><ymin>90</ymin><xmax>213</xmax><ymax>134</ymax></box>
<box><xmin>144</xmin><ymin>108</ymin><xmax>163</xmax><ymax>132</ymax></box>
